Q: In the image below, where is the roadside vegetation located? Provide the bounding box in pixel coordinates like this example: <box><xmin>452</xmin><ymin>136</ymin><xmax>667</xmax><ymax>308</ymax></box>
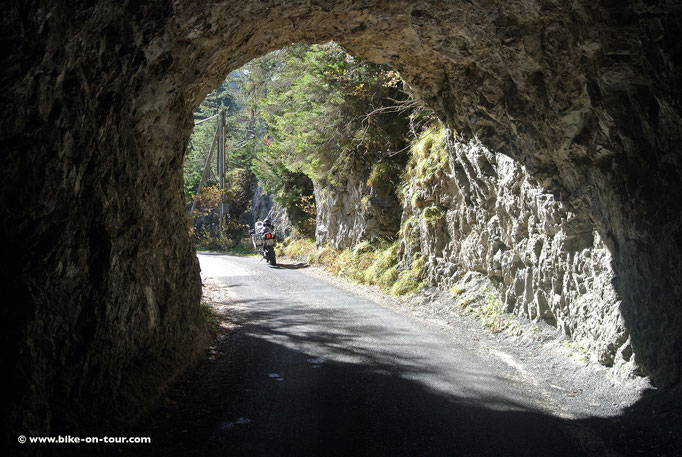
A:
<box><xmin>185</xmin><ymin>43</ymin><xmax>453</xmax><ymax>300</ymax></box>
<box><xmin>277</xmin><ymin>238</ymin><xmax>424</xmax><ymax>295</ymax></box>
<box><xmin>449</xmin><ymin>283</ymin><xmax>518</xmax><ymax>334</ymax></box>
<box><xmin>184</xmin><ymin>42</ymin><xmax>428</xmax><ymax>248</ymax></box>
<box><xmin>279</xmin><ymin>233</ymin><xmax>517</xmax><ymax>333</ymax></box>
<box><xmin>404</xmin><ymin>123</ymin><xmax>449</xmax><ymax>188</ymax></box>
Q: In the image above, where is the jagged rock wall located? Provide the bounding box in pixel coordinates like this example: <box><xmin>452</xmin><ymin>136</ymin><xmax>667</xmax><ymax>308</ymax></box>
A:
<box><xmin>249</xmin><ymin>183</ymin><xmax>293</xmax><ymax>236</ymax></box>
<box><xmin>1</xmin><ymin>1</ymin><xmax>209</xmax><ymax>441</ymax></box>
<box><xmin>2</xmin><ymin>0</ymin><xmax>681</xmax><ymax>441</ymax></box>
<box><xmin>315</xmin><ymin>174</ymin><xmax>402</xmax><ymax>249</ymax></box>
<box><xmin>250</xmin><ymin>183</ymin><xmax>275</xmax><ymax>225</ymax></box>
<box><xmin>401</xmin><ymin>135</ymin><xmax>635</xmax><ymax>373</ymax></box>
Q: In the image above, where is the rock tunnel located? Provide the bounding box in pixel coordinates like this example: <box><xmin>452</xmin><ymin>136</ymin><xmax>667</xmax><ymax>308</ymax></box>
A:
<box><xmin>2</xmin><ymin>0</ymin><xmax>681</xmax><ymax>438</ymax></box>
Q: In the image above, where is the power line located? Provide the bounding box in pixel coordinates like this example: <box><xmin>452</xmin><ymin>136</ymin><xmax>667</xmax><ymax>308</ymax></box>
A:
<box><xmin>194</xmin><ymin>113</ymin><xmax>220</xmax><ymax>125</ymax></box>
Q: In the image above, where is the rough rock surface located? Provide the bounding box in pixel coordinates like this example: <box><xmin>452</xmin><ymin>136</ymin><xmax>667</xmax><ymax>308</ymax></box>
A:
<box><xmin>249</xmin><ymin>183</ymin><xmax>274</xmax><ymax>225</ymax></box>
<box><xmin>315</xmin><ymin>174</ymin><xmax>402</xmax><ymax>249</ymax></box>
<box><xmin>248</xmin><ymin>183</ymin><xmax>293</xmax><ymax>236</ymax></box>
<box><xmin>401</xmin><ymin>136</ymin><xmax>636</xmax><ymax>375</ymax></box>
<box><xmin>1</xmin><ymin>0</ymin><xmax>681</xmax><ymax>439</ymax></box>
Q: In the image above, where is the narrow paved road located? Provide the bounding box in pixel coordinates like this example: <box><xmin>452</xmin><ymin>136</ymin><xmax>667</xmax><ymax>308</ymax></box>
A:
<box><xmin>139</xmin><ymin>252</ymin><xmax>616</xmax><ymax>457</ymax></box>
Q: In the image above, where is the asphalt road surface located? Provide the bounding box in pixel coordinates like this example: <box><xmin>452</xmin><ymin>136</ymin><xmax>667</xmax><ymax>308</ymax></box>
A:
<box><xmin>137</xmin><ymin>252</ymin><xmax>623</xmax><ymax>457</ymax></box>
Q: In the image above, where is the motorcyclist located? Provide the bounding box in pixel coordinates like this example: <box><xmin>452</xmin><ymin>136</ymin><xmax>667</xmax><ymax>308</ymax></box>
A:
<box><xmin>251</xmin><ymin>218</ymin><xmax>278</xmax><ymax>265</ymax></box>
<box><xmin>253</xmin><ymin>219</ymin><xmax>275</xmax><ymax>237</ymax></box>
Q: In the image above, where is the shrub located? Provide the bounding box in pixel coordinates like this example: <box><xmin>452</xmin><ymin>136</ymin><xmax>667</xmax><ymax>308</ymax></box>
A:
<box><xmin>456</xmin><ymin>287</ymin><xmax>509</xmax><ymax>333</ymax></box>
<box><xmin>423</xmin><ymin>206</ymin><xmax>446</xmax><ymax>225</ymax></box>
<box><xmin>280</xmin><ymin>238</ymin><xmax>317</xmax><ymax>258</ymax></box>
<box><xmin>278</xmin><ymin>237</ymin><xmax>430</xmax><ymax>296</ymax></box>
<box><xmin>390</xmin><ymin>254</ymin><xmax>425</xmax><ymax>295</ymax></box>
<box><xmin>379</xmin><ymin>265</ymin><xmax>399</xmax><ymax>285</ymax></box>
<box><xmin>406</xmin><ymin>124</ymin><xmax>448</xmax><ymax>185</ymax></box>
<box><xmin>363</xmin><ymin>243</ymin><xmax>399</xmax><ymax>286</ymax></box>
<box><xmin>280</xmin><ymin>238</ymin><xmax>408</xmax><ymax>292</ymax></box>
<box><xmin>312</xmin><ymin>244</ymin><xmax>335</xmax><ymax>265</ymax></box>
<box><xmin>450</xmin><ymin>286</ymin><xmax>464</xmax><ymax>298</ymax></box>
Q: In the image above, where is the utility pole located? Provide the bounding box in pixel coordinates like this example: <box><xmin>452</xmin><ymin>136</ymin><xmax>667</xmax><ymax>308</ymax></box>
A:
<box><xmin>218</xmin><ymin>110</ymin><xmax>226</xmax><ymax>236</ymax></box>
<box><xmin>188</xmin><ymin>128</ymin><xmax>219</xmax><ymax>216</ymax></box>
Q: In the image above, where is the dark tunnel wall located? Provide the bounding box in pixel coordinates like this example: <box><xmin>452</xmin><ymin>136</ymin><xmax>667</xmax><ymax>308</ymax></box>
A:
<box><xmin>1</xmin><ymin>0</ymin><xmax>680</xmax><ymax>437</ymax></box>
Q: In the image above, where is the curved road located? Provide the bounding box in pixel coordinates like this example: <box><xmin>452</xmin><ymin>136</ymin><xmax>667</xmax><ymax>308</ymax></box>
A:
<box><xmin>139</xmin><ymin>252</ymin><xmax>618</xmax><ymax>457</ymax></box>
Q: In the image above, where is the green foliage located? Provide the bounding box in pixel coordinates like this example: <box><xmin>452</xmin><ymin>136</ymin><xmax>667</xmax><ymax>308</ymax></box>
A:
<box><xmin>450</xmin><ymin>286</ymin><xmax>464</xmax><ymax>298</ymax></box>
<box><xmin>455</xmin><ymin>286</ymin><xmax>509</xmax><ymax>333</ymax></box>
<box><xmin>222</xmin><ymin>167</ymin><xmax>256</xmax><ymax>242</ymax></box>
<box><xmin>390</xmin><ymin>254</ymin><xmax>425</xmax><ymax>295</ymax></box>
<box><xmin>563</xmin><ymin>341</ymin><xmax>588</xmax><ymax>363</ymax></box>
<box><xmin>363</xmin><ymin>244</ymin><xmax>400</xmax><ymax>287</ymax></box>
<box><xmin>183</xmin><ymin>122</ymin><xmax>216</xmax><ymax>201</ymax></box>
<box><xmin>392</xmin><ymin>124</ymin><xmax>450</xmax><ymax>257</ymax></box>
<box><xmin>184</xmin><ymin>70</ymin><xmax>263</xmax><ymax>247</ymax></box>
<box><xmin>278</xmin><ymin>238</ymin><xmax>317</xmax><ymax>259</ymax></box>
<box><xmin>184</xmin><ymin>72</ymin><xmax>259</xmax><ymax>205</ymax></box>
<box><xmin>423</xmin><ymin>206</ymin><xmax>446</xmax><ymax>225</ymax></box>
<box><xmin>404</xmin><ymin>123</ymin><xmax>449</xmax><ymax>187</ymax></box>
<box><xmin>399</xmin><ymin>215</ymin><xmax>415</xmax><ymax>237</ymax></box>
<box><xmin>367</xmin><ymin>160</ymin><xmax>406</xmax><ymax>196</ymax></box>
<box><xmin>190</xmin><ymin>185</ymin><xmax>224</xmax><ymax>218</ymax></box>
<box><xmin>399</xmin><ymin>214</ymin><xmax>421</xmax><ymax>253</ymax></box>
<box><xmin>188</xmin><ymin>167</ymin><xmax>256</xmax><ymax>247</ymax></box>
<box><xmin>184</xmin><ymin>42</ymin><xmax>421</xmax><ymax>249</ymax></box>
<box><xmin>253</xmin><ymin>158</ymin><xmax>316</xmax><ymax>234</ymax></box>
<box><xmin>361</xmin><ymin>195</ymin><xmax>371</xmax><ymax>209</ymax></box>
<box><xmin>242</xmin><ymin>42</ymin><xmax>411</xmax><ymax>208</ymax></box>
<box><xmin>476</xmin><ymin>289</ymin><xmax>508</xmax><ymax>333</ymax></box>
<box><xmin>191</xmin><ymin>224</ymin><xmax>256</xmax><ymax>253</ymax></box>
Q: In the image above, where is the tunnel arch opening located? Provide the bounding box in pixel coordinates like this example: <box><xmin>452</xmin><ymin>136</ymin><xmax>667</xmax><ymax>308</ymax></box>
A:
<box><xmin>3</xmin><ymin>0</ymin><xmax>681</xmax><ymax>441</ymax></box>
<box><xmin>185</xmin><ymin>41</ymin><xmax>420</xmax><ymax>249</ymax></box>
<box><xmin>172</xmin><ymin>2</ymin><xmax>682</xmax><ymax>390</ymax></box>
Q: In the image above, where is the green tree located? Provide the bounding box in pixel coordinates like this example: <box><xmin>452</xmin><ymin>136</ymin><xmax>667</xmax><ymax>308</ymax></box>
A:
<box><xmin>248</xmin><ymin>43</ymin><xmax>412</xmax><ymax>181</ymax></box>
<box><xmin>235</xmin><ymin>43</ymin><xmax>415</xmax><ymax>232</ymax></box>
<box><xmin>184</xmin><ymin>42</ymin><xmax>422</xmax><ymax>242</ymax></box>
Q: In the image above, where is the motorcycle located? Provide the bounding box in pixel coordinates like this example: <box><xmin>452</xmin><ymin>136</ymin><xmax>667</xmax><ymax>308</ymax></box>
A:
<box><xmin>250</xmin><ymin>221</ymin><xmax>277</xmax><ymax>265</ymax></box>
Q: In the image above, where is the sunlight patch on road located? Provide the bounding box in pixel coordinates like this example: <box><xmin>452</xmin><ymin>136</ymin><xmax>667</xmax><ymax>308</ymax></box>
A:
<box><xmin>198</xmin><ymin>254</ymin><xmax>253</xmax><ymax>278</ymax></box>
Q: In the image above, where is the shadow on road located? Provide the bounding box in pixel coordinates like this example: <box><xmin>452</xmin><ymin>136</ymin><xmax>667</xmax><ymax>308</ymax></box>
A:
<box><xmin>268</xmin><ymin>262</ymin><xmax>309</xmax><ymax>270</ymax></box>
<box><xmin>107</xmin><ymin>300</ymin><xmax>682</xmax><ymax>457</ymax></box>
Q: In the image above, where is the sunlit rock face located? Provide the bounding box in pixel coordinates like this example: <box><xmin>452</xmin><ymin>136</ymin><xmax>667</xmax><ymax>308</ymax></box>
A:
<box><xmin>249</xmin><ymin>183</ymin><xmax>293</xmax><ymax>235</ymax></box>
<box><xmin>1</xmin><ymin>0</ymin><xmax>680</xmax><ymax>438</ymax></box>
<box><xmin>315</xmin><ymin>175</ymin><xmax>403</xmax><ymax>250</ymax></box>
<box><xmin>401</xmin><ymin>136</ymin><xmax>634</xmax><ymax>374</ymax></box>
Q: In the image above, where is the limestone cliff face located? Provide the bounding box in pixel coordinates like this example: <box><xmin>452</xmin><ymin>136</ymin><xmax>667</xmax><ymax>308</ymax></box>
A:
<box><xmin>2</xmin><ymin>0</ymin><xmax>681</xmax><ymax>439</ymax></box>
<box><xmin>249</xmin><ymin>183</ymin><xmax>293</xmax><ymax>236</ymax></box>
<box><xmin>315</xmin><ymin>174</ymin><xmax>402</xmax><ymax>249</ymax></box>
<box><xmin>250</xmin><ymin>183</ymin><xmax>275</xmax><ymax>225</ymax></box>
<box><xmin>401</xmin><ymin>135</ymin><xmax>634</xmax><ymax>373</ymax></box>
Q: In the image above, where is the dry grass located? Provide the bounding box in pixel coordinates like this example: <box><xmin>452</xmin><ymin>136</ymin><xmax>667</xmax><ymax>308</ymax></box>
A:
<box><xmin>279</xmin><ymin>238</ymin><xmax>424</xmax><ymax>295</ymax></box>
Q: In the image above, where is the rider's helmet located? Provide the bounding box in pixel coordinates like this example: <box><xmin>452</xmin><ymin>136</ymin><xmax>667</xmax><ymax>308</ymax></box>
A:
<box><xmin>263</xmin><ymin>218</ymin><xmax>273</xmax><ymax>227</ymax></box>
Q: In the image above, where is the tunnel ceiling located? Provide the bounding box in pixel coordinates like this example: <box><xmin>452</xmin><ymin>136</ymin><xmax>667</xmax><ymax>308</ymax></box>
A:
<box><xmin>1</xmin><ymin>0</ymin><xmax>681</xmax><ymax>438</ymax></box>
